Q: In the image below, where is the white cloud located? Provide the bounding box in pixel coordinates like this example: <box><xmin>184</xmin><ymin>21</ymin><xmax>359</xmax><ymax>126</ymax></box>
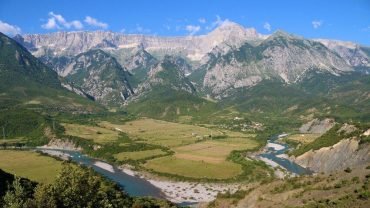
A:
<box><xmin>0</xmin><ymin>20</ymin><xmax>21</xmax><ymax>35</ymax></box>
<box><xmin>186</xmin><ymin>25</ymin><xmax>201</xmax><ymax>35</ymax></box>
<box><xmin>199</xmin><ymin>18</ymin><xmax>206</xmax><ymax>24</ymax></box>
<box><xmin>84</xmin><ymin>16</ymin><xmax>108</xmax><ymax>29</ymax></box>
<box><xmin>42</xmin><ymin>17</ymin><xmax>59</xmax><ymax>29</ymax></box>
<box><xmin>263</xmin><ymin>22</ymin><xmax>271</xmax><ymax>31</ymax></box>
<box><xmin>42</xmin><ymin>12</ymin><xmax>83</xmax><ymax>30</ymax></box>
<box><xmin>312</xmin><ymin>20</ymin><xmax>323</xmax><ymax>29</ymax></box>
<box><xmin>70</xmin><ymin>20</ymin><xmax>83</xmax><ymax>29</ymax></box>
<box><xmin>206</xmin><ymin>15</ymin><xmax>228</xmax><ymax>30</ymax></box>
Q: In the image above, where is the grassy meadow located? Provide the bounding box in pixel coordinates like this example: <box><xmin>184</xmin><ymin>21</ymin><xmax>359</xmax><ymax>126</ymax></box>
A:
<box><xmin>62</xmin><ymin>123</ymin><xmax>119</xmax><ymax>144</ymax></box>
<box><xmin>59</xmin><ymin>117</ymin><xmax>269</xmax><ymax>181</ymax></box>
<box><xmin>284</xmin><ymin>133</ymin><xmax>321</xmax><ymax>145</ymax></box>
<box><xmin>114</xmin><ymin>149</ymin><xmax>167</xmax><ymax>161</ymax></box>
<box><xmin>100</xmin><ymin>118</ymin><xmax>225</xmax><ymax>147</ymax></box>
<box><xmin>144</xmin><ymin>156</ymin><xmax>243</xmax><ymax>179</ymax></box>
<box><xmin>0</xmin><ymin>150</ymin><xmax>63</xmax><ymax>184</ymax></box>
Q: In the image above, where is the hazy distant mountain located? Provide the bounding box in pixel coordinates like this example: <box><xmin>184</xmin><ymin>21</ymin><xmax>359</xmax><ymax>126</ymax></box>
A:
<box><xmin>13</xmin><ymin>21</ymin><xmax>370</xmax><ymax>102</ymax></box>
<box><xmin>315</xmin><ymin>38</ymin><xmax>370</xmax><ymax>67</ymax></box>
<box><xmin>195</xmin><ymin>31</ymin><xmax>352</xmax><ymax>98</ymax></box>
<box><xmin>15</xmin><ymin>21</ymin><xmax>266</xmax><ymax>62</ymax></box>
<box><xmin>127</xmin><ymin>55</ymin><xmax>215</xmax><ymax>121</ymax></box>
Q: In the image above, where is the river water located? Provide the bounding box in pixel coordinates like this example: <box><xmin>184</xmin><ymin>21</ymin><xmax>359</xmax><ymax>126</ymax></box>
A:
<box><xmin>35</xmin><ymin>135</ymin><xmax>311</xmax><ymax>205</ymax></box>
<box><xmin>258</xmin><ymin>135</ymin><xmax>312</xmax><ymax>175</ymax></box>
<box><xmin>36</xmin><ymin>149</ymin><xmax>165</xmax><ymax>199</ymax></box>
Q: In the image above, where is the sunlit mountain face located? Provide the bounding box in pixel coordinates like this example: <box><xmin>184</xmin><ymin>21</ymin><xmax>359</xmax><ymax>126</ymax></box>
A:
<box><xmin>0</xmin><ymin>1</ymin><xmax>369</xmax><ymax>207</ymax></box>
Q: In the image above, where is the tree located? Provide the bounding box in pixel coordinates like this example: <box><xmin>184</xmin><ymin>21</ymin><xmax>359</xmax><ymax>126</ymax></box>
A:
<box><xmin>32</xmin><ymin>163</ymin><xmax>132</xmax><ymax>208</ymax></box>
<box><xmin>1</xmin><ymin>163</ymin><xmax>175</xmax><ymax>208</ymax></box>
<box><xmin>29</xmin><ymin>184</ymin><xmax>57</xmax><ymax>208</ymax></box>
<box><xmin>3</xmin><ymin>177</ymin><xmax>30</xmax><ymax>208</ymax></box>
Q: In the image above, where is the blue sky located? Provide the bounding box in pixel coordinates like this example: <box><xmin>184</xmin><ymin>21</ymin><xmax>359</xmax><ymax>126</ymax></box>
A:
<box><xmin>0</xmin><ymin>0</ymin><xmax>369</xmax><ymax>45</ymax></box>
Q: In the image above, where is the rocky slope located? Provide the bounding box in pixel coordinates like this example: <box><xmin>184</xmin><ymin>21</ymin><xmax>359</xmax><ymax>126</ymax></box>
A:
<box><xmin>199</xmin><ymin>31</ymin><xmax>352</xmax><ymax>98</ymax></box>
<box><xmin>315</xmin><ymin>39</ymin><xmax>370</xmax><ymax>67</ymax></box>
<box><xmin>16</xmin><ymin>21</ymin><xmax>265</xmax><ymax>62</ymax></box>
<box><xmin>62</xmin><ymin>49</ymin><xmax>133</xmax><ymax>105</ymax></box>
<box><xmin>299</xmin><ymin>118</ymin><xmax>335</xmax><ymax>134</ymax></box>
<box><xmin>293</xmin><ymin>138</ymin><xmax>370</xmax><ymax>173</ymax></box>
<box><xmin>133</xmin><ymin>55</ymin><xmax>195</xmax><ymax>97</ymax></box>
<box><xmin>12</xmin><ymin>22</ymin><xmax>370</xmax><ymax>104</ymax></box>
<box><xmin>121</xmin><ymin>45</ymin><xmax>158</xmax><ymax>88</ymax></box>
<box><xmin>123</xmin><ymin>44</ymin><xmax>158</xmax><ymax>72</ymax></box>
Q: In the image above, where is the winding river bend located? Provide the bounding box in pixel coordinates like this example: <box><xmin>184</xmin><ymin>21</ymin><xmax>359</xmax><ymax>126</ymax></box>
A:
<box><xmin>35</xmin><ymin>135</ymin><xmax>311</xmax><ymax>204</ymax></box>
<box><xmin>36</xmin><ymin>148</ymin><xmax>165</xmax><ymax>199</ymax></box>
<box><xmin>257</xmin><ymin>134</ymin><xmax>312</xmax><ymax>175</ymax></box>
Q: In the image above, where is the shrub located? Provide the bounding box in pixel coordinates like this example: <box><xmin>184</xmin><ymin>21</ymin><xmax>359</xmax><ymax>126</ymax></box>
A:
<box><xmin>344</xmin><ymin>167</ymin><xmax>352</xmax><ymax>173</ymax></box>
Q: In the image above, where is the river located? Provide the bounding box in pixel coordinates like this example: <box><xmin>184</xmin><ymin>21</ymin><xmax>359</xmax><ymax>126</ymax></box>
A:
<box><xmin>35</xmin><ymin>135</ymin><xmax>311</xmax><ymax>205</ymax></box>
<box><xmin>257</xmin><ymin>134</ymin><xmax>312</xmax><ymax>175</ymax></box>
<box><xmin>36</xmin><ymin>148</ymin><xmax>165</xmax><ymax>198</ymax></box>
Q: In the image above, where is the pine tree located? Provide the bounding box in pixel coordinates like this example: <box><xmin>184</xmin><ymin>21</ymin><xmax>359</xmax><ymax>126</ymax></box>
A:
<box><xmin>3</xmin><ymin>177</ymin><xmax>29</xmax><ymax>208</ymax></box>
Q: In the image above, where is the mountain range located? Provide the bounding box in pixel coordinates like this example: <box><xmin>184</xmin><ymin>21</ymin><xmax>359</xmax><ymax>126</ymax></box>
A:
<box><xmin>2</xmin><ymin>21</ymin><xmax>368</xmax><ymax>122</ymax></box>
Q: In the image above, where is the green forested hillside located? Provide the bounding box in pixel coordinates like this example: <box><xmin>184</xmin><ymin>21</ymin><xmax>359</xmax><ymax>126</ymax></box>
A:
<box><xmin>127</xmin><ymin>87</ymin><xmax>219</xmax><ymax>122</ymax></box>
<box><xmin>0</xmin><ymin>32</ymin><xmax>101</xmax><ymax>112</ymax></box>
<box><xmin>0</xmin><ymin>32</ymin><xmax>103</xmax><ymax>146</ymax></box>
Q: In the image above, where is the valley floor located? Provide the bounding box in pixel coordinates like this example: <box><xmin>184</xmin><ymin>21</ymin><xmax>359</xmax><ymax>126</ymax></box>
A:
<box><xmin>1</xmin><ymin>115</ymin><xmax>369</xmax><ymax>207</ymax></box>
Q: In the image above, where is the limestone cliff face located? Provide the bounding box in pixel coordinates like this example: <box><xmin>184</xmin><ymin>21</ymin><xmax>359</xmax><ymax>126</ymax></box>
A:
<box><xmin>292</xmin><ymin>139</ymin><xmax>370</xmax><ymax>173</ymax></box>
<box><xmin>42</xmin><ymin>138</ymin><xmax>82</xmax><ymax>151</ymax></box>
<box><xmin>315</xmin><ymin>39</ymin><xmax>370</xmax><ymax>67</ymax></box>
<box><xmin>201</xmin><ymin>31</ymin><xmax>352</xmax><ymax>98</ymax></box>
<box><xmin>17</xmin><ymin>21</ymin><xmax>265</xmax><ymax>62</ymax></box>
<box><xmin>299</xmin><ymin>118</ymin><xmax>335</xmax><ymax>134</ymax></box>
<box><xmin>123</xmin><ymin>45</ymin><xmax>158</xmax><ymax>72</ymax></box>
<box><xmin>63</xmin><ymin>49</ymin><xmax>134</xmax><ymax>106</ymax></box>
<box><xmin>14</xmin><ymin>23</ymin><xmax>370</xmax><ymax>101</ymax></box>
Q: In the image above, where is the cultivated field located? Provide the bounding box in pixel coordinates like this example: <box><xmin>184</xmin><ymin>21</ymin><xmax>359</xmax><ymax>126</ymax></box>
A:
<box><xmin>62</xmin><ymin>123</ymin><xmax>119</xmax><ymax>144</ymax></box>
<box><xmin>114</xmin><ymin>149</ymin><xmax>167</xmax><ymax>161</ymax></box>
<box><xmin>144</xmin><ymin>136</ymin><xmax>258</xmax><ymax>178</ymax></box>
<box><xmin>100</xmin><ymin>118</ymin><xmax>225</xmax><ymax>147</ymax></box>
<box><xmin>144</xmin><ymin>156</ymin><xmax>242</xmax><ymax>179</ymax></box>
<box><xmin>64</xmin><ymin>118</ymin><xmax>263</xmax><ymax>180</ymax></box>
<box><xmin>0</xmin><ymin>150</ymin><xmax>63</xmax><ymax>183</ymax></box>
<box><xmin>173</xmin><ymin>139</ymin><xmax>258</xmax><ymax>164</ymax></box>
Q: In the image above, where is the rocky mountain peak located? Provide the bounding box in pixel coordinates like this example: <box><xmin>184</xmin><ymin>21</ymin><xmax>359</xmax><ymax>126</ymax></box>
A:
<box><xmin>267</xmin><ymin>30</ymin><xmax>301</xmax><ymax>41</ymax></box>
<box><xmin>124</xmin><ymin>46</ymin><xmax>157</xmax><ymax>72</ymax></box>
<box><xmin>200</xmin><ymin>29</ymin><xmax>353</xmax><ymax>98</ymax></box>
<box><xmin>133</xmin><ymin>55</ymin><xmax>195</xmax><ymax>97</ymax></box>
<box><xmin>314</xmin><ymin>39</ymin><xmax>370</xmax><ymax>67</ymax></box>
<box><xmin>207</xmin><ymin>20</ymin><xmax>262</xmax><ymax>45</ymax></box>
<box><xmin>63</xmin><ymin>49</ymin><xmax>133</xmax><ymax>106</ymax></box>
<box><xmin>13</xmin><ymin>34</ymin><xmax>24</xmax><ymax>44</ymax></box>
<box><xmin>212</xmin><ymin>20</ymin><xmax>253</xmax><ymax>34</ymax></box>
<box><xmin>315</xmin><ymin>39</ymin><xmax>358</xmax><ymax>50</ymax></box>
<box><xmin>76</xmin><ymin>49</ymin><xmax>111</xmax><ymax>61</ymax></box>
